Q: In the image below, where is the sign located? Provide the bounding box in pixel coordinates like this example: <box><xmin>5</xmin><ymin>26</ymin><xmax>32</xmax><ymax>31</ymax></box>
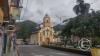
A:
<box><xmin>78</xmin><ymin>38</ymin><xmax>91</xmax><ymax>51</ymax></box>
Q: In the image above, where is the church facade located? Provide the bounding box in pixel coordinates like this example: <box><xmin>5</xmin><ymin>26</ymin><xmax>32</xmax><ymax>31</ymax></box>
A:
<box><xmin>38</xmin><ymin>14</ymin><xmax>55</xmax><ymax>45</ymax></box>
<box><xmin>30</xmin><ymin>14</ymin><xmax>56</xmax><ymax>45</ymax></box>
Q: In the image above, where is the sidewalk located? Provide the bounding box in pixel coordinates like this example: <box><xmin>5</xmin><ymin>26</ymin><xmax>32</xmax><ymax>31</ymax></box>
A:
<box><xmin>0</xmin><ymin>37</ymin><xmax>2</xmax><ymax>56</ymax></box>
<box><xmin>99</xmin><ymin>49</ymin><xmax>100</xmax><ymax>56</ymax></box>
<box><xmin>2</xmin><ymin>49</ymin><xmax>18</xmax><ymax>56</ymax></box>
<box><xmin>0</xmin><ymin>48</ymin><xmax>2</xmax><ymax>56</ymax></box>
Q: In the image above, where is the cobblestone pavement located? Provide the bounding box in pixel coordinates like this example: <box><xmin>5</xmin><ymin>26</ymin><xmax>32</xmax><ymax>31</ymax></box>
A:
<box><xmin>18</xmin><ymin>45</ymin><xmax>86</xmax><ymax>56</ymax></box>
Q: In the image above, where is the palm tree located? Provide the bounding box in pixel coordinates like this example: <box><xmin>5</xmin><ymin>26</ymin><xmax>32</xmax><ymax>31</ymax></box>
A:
<box><xmin>73</xmin><ymin>0</ymin><xmax>90</xmax><ymax>15</ymax></box>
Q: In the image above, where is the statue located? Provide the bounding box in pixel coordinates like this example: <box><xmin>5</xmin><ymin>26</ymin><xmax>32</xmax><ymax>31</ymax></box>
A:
<box><xmin>73</xmin><ymin>0</ymin><xmax>90</xmax><ymax>15</ymax></box>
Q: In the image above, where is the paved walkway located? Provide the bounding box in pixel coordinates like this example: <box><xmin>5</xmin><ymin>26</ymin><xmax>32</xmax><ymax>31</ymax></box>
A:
<box><xmin>18</xmin><ymin>45</ymin><xmax>86</xmax><ymax>56</ymax></box>
<box><xmin>1</xmin><ymin>49</ymin><xmax>18</xmax><ymax>56</ymax></box>
<box><xmin>99</xmin><ymin>49</ymin><xmax>100</xmax><ymax>56</ymax></box>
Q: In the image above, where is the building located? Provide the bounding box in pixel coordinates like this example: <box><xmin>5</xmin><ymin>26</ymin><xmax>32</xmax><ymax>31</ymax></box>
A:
<box><xmin>30</xmin><ymin>31</ymin><xmax>38</xmax><ymax>45</ymax></box>
<box><xmin>0</xmin><ymin>0</ymin><xmax>23</xmax><ymax>54</ymax></box>
<box><xmin>30</xmin><ymin>14</ymin><xmax>55</xmax><ymax>45</ymax></box>
<box><xmin>0</xmin><ymin>8</ymin><xmax>3</xmax><ymax>25</ymax></box>
<box><xmin>38</xmin><ymin>14</ymin><xmax>55</xmax><ymax>45</ymax></box>
<box><xmin>0</xmin><ymin>0</ymin><xmax>23</xmax><ymax>25</ymax></box>
<box><xmin>0</xmin><ymin>0</ymin><xmax>7</xmax><ymax>24</ymax></box>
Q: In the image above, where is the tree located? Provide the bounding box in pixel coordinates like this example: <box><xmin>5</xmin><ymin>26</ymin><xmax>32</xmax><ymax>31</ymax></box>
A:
<box><xmin>73</xmin><ymin>0</ymin><xmax>90</xmax><ymax>15</ymax></box>
<box><xmin>16</xmin><ymin>20</ymin><xmax>38</xmax><ymax>42</ymax></box>
<box><xmin>61</xmin><ymin>11</ymin><xmax>100</xmax><ymax>45</ymax></box>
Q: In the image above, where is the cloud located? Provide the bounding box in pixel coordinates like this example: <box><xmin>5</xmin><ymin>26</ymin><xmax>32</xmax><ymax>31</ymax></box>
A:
<box><xmin>20</xmin><ymin>0</ymin><xmax>100</xmax><ymax>24</ymax></box>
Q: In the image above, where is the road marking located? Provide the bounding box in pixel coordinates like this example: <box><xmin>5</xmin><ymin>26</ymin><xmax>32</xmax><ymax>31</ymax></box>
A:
<box><xmin>49</xmin><ymin>55</ymin><xmax>53</xmax><ymax>56</ymax></box>
<box><xmin>55</xmin><ymin>53</ymin><xmax>68</xmax><ymax>55</ymax></box>
<box><xmin>34</xmin><ymin>55</ymin><xmax>45</xmax><ymax>56</ymax></box>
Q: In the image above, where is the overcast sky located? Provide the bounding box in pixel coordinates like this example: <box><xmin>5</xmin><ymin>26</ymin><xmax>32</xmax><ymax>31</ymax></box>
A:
<box><xmin>20</xmin><ymin>0</ymin><xmax>100</xmax><ymax>24</ymax></box>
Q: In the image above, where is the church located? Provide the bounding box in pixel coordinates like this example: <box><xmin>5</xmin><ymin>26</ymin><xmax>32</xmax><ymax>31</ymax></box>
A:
<box><xmin>30</xmin><ymin>14</ymin><xmax>56</xmax><ymax>45</ymax></box>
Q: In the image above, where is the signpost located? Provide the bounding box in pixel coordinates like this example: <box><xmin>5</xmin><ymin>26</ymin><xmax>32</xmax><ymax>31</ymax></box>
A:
<box><xmin>78</xmin><ymin>38</ymin><xmax>99</xmax><ymax>56</ymax></box>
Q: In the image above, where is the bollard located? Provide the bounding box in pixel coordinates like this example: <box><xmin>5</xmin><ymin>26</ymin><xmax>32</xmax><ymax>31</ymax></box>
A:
<box><xmin>90</xmin><ymin>48</ymin><xmax>98</xmax><ymax>56</ymax></box>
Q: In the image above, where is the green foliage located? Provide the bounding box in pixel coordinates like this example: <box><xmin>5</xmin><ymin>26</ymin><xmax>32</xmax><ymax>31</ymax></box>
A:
<box><xmin>61</xmin><ymin>11</ymin><xmax>100</xmax><ymax>38</ymax></box>
<box><xmin>16</xmin><ymin>20</ymin><xmax>38</xmax><ymax>40</ymax></box>
<box><xmin>54</xmin><ymin>24</ymin><xmax>64</xmax><ymax>32</ymax></box>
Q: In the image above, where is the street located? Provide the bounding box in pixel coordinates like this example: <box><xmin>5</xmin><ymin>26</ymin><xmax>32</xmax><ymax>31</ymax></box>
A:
<box><xmin>18</xmin><ymin>45</ymin><xmax>86</xmax><ymax>56</ymax></box>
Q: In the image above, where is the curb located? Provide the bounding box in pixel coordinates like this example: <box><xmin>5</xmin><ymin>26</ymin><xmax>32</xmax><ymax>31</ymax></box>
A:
<box><xmin>42</xmin><ymin>45</ymin><xmax>91</xmax><ymax>56</ymax></box>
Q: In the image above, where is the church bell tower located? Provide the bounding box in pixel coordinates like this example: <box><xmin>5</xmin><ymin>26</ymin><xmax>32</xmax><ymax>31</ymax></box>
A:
<box><xmin>43</xmin><ymin>14</ymin><xmax>50</xmax><ymax>27</ymax></box>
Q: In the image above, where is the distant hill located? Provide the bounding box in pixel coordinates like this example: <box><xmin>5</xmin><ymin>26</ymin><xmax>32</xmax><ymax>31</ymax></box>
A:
<box><xmin>16</xmin><ymin>20</ymin><xmax>38</xmax><ymax>39</ymax></box>
<box><xmin>16</xmin><ymin>20</ymin><xmax>38</xmax><ymax>30</ymax></box>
